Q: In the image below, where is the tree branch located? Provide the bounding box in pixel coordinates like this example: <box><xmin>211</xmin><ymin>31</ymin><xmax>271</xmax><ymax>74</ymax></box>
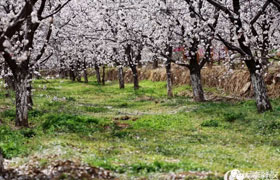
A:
<box><xmin>40</xmin><ymin>0</ymin><xmax>71</xmax><ymax>20</ymax></box>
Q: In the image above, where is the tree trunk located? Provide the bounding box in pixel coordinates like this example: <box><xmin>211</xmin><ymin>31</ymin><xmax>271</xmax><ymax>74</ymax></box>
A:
<box><xmin>76</xmin><ymin>71</ymin><xmax>82</xmax><ymax>82</ymax></box>
<box><xmin>27</xmin><ymin>73</ymin><xmax>33</xmax><ymax>110</ymax></box>
<box><xmin>14</xmin><ymin>73</ymin><xmax>29</xmax><ymax>127</ymax></box>
<box><xmin>102</xmin><ymin>66</ymin><xmax>106</xmax><ymax>85</ymax></box>
<box><xmin>59</xmin><ymin>60</ymin><xmax>67</xmax><ymax>79</ymax></box>
<box><xmin>59</xmin><ymin>69</ymin><xmax>67</xmax><ymax>79</ymax></box>
<box><xmin>131</xmin><ymin>65</ymin><xmax>139</xmax><ymax>90</ymax></box>
<box><xmin>83</xmin><ymin>69</ymin><xmax>88</xmax><ymax>83</ymax></box>
<box><xmin>190</xmin><ymin>71</ymin><xmax>205</xmax><ymax>102</ymax></box>
<box><xmin>118</xmin><ymin>67</ymin><xmax>125</xmax><ymax>89</ymax></box>
<box><xmin>95</xmin><ymin>65</ymin><xmax>101</xmax><ymax>84</ymax></box>
<box><xmin>69</xmin><ymin>64</ymin><xmax>75</xmax><ymax>82</ymax></box>
<box><xmin>165</xmin><ymin>61</ymin><xmax>173</xmax><ymax>97</ymax></box>
<box><xmin>69</xmin><ymin>69</ymin><xmax>75</xmax><ymax>82</ymax></box>
<box><xmin>0</xmin><ymin>149</ymin><xmax>3</xmax><ymax>174</ymax></box>
<box><xmin>153</xmin><ymin>58</ymin><xmax>159</xmax><ymax>69</ymax></box>
<box><xmin>83</xmin><ymin>60</ymin><xmax>88</xmax><ymax>83</ymax></box>
<box><xmin>250</xmin><ymin>71</ymin><xmax>272</xmax><ymax>113</ymax></box>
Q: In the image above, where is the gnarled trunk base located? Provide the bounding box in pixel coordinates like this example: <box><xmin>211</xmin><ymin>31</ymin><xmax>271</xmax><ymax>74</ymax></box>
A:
<box><xmin>131</xmin><ymin>66</ymin><xmax>139</xmax><ymax>90</ymax></box>
<box><xmin>250</xmin><ymin>72</ymin><xmax>272</xmax><ymax>113</ymax></box>
<box><xmin>190</xmin><ymin>71</ymin><xmax>205</xmax><ymax>102</ymax></box>
<box><xmin>15</xmin><ymin>75</ymin><xmax>29</xmax><ymax>127</ymax></box>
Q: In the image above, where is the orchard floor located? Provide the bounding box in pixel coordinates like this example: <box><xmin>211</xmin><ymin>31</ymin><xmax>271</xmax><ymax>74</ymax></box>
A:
<box><xmin>1</xmin><ymin>78</ymin><xmax>280</xmax><ymax>179</ymax></box>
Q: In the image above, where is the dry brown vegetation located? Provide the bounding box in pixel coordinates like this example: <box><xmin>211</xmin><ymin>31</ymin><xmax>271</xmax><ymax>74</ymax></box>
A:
<box><xmin>106</xmin><ymin>65</ymin><xmax>280</xmax><ymax>98</ymax></box>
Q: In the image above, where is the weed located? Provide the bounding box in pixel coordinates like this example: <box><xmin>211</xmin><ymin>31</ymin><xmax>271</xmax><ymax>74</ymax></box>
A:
<box><xmin>41</xmin><ymin>114</ymin><xmax>101</xmax><ymax>133</ymax></box>
<box><xmin>222</xmin><ymin>112</ymin><xmax>245</xmax><ymax>122</ymax></box>
<box><xmin>201</xmin><ymin>119</ymin><xmax>219</xmax><ymax>127</ymax></box>
<box><xmin>0</xmin><ymin>126</ymin><xmax>26</xmax><ymax>158</ymax></box>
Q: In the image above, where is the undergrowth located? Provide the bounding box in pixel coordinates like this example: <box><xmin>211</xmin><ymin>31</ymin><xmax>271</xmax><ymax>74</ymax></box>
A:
<box><xmin>0</xmin><ymin>78</ymin><xmax>280</xmax><ymax>178</ymax></box>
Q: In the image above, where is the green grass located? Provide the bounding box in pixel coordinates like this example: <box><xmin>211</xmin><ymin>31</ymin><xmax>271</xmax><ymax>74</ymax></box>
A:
<box><xmin>0</xmin><ymin>77</ymin><xmax>280</xmax><ymax>179</ymax></box>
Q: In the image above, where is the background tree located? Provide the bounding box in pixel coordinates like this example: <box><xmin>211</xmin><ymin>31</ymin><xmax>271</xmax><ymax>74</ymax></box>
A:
<box><xmin>0</xmin><ymin>0</ymin><xmax>71</xmax><ymax>126</ymax></box>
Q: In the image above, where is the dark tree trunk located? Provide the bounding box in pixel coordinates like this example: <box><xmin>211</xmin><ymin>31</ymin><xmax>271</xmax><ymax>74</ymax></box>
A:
<box><xmin>136</xmin><ymin>47</ymin><xmax>142</xmax><ymax>68</ymax></box>
<box><xmin>250</xmin><ymin>71</ymin><xmax>272</xmax><ymax>113</ymax></box>
<box><xmin>165</xmin><ymin>60</ymin><xmax>173</xmax><ymax>97</ymax></box>
<box><xmin>69</xmin><ymin>64</ymin><xmax>75</xmax><ymax>81</ymax></box>
<box><xmin>14</xmin><ymin>73</ymin><xmax>29</xmax><ymax>127</ymax></box>
<box><xmin>95</xmin><ymin>65</ymin><xmax>101</xmax><ymax>84</ymax></box>
<box><xmin>59</xmin><ymin>68</ymin><xmax>67</xmax><ymax>79</ymax></box>
<box><xmin>0</xmin><ymin>149</ymin><xmax>3</xmax><ymax>173</ymax></box>
<box><xmin>190</xmin><ymin>71</ymin><xmax>205</xmax><ymax>102</ymax></box>
<box><xmin>102</xmin><ymin>66</ymin><xmax>106</xmax><ymax>85</ymax></box>
<box><xmin>59</xmin><ymin>70</ymin><xmax>68</xmax><ymax>79</ymax></box>
<box><xmin>75</xmin><ymin>60</ymin><xmax>82</xmax><ymax>82</ymax></box>
<box><xmin>118</xmin><ymin>67</ymin><xmax>125</xmax><ymax>89</ymax></box>
<box><xmin>69</xmin><ymin>70</ymin><xmax>75</xmax><ymax>82</ymax></box>
<box><xmin>83</xmin><ymin>69</ymin><xmax>88</xmax><ymax>83</ymax></box>
<box><xmin>131</xmin><ymin>65</ymin><xmax>139</xmax><ymax>90</ymax></box>
<box><xmin>153</xmin><ymin>58</ymin><xmax>159</xmax><ymax>69</ymax></box>
<box><xmin>83</xmin><ymin>60</ymin><xmax>88</xmax><ymax>83</ymax></box>
<box><xmin>76</xmin><ymin>71</ymin><xmax>82</xmax><ymax>82</ymax></box>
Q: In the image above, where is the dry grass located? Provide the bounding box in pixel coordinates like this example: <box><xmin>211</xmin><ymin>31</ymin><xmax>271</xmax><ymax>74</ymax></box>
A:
<box><xmin>106</xmin><ymin>65</ymin><xmax>280</xmax><ymax>98</ymax></box>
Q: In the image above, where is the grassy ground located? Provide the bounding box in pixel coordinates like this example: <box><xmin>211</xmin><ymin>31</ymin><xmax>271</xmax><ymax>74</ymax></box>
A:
<box><xmin>0</xmin><ymin>77</ymin><xmax>280</xmax><ymax>179</ymax></box>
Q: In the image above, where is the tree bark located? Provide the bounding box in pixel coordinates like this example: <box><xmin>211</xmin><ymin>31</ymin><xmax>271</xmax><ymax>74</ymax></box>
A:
<box><xmin>153</xmin><ymin>58</ymin><xmax>159</xmax><ymax>69</ymax></box>
<box><xmin>0</xmin><ymin>149</ymin><xmax>3</xmax><ymax>174</ymax></box>
<box><xmin>118</xmin><ymin>67</ymin><xmax>125</xmax><ymax>89</ymax></box>
<box><xmin>27</xmin><ymin>73</ymin><xmax>33</xmax><ymax>110</ymax></box>
<box><xmin>250</xmin><ymin>71</ymin><xmax>272</xmax><ymax>113</ymax></box>
<box><xmin>95</xmin><ymin>65</ymin><xmax>101</xmax><ymax>84</ymax></box>
<box><xmin>59</xmin><ymin>69</ymin><xmax>67</xmax><ymax>79</ymax></box>
<box><xmin>102</xmin><ymin>66</ymin><xmax>106</xmax><ymax>85</ymax></box>
<box><xmin>69</xmin><ymin>64</ymin><xmax>75</xmax><ymax>81</ymax></box>
<box><xmin>190</xmin><ymin>71</ymin><xmax>205</xmax><ymax>102</ymax></box>
<box><xmin>76</xmin><ymin>71</ymin><xmax>82</xmax><ymax>82</ymax></box>
<box><xmin>69</xmin><ymin>69</ymin><xmax>75</xmax><ymax>82</ymax></box>
<box><xmin>14</xmin><ymin>73</ymin><xmax>29</xmax><ymax>127</ymax></box>
<box><xmin>188</xmin><ymin>39</ymin><xmax>206</xmax><ymax>102</ymax></box>
<box><xmin>83</xmin><ymin>60</ymin><xmax>88</xmax><ymax>83</ymax></box>
<box><xmin>83</xmin><ymin>69</ymin><xmax>88</xmax><ymax>83</ymax></box>
<box><xmin>165</xmin><ymin>60</ymin><xmax>173</xmax><ymax>97</ymax></box>
<box><xmin>131</xmin><ymin>65</ymin><xmax>139</xmax><ymax>90</ymax></box>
